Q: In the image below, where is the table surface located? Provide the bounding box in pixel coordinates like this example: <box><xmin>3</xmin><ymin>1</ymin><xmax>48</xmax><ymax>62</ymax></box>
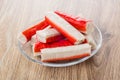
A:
<box><xmin>0</xmin><ymin>0</ymin><xmax>120</xmax><ymax>80</ymax></box>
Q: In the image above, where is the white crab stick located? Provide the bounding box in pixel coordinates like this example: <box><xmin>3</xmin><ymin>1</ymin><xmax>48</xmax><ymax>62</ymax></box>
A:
<box><xmin>45</xmin><ymin>12</ymin><xmax>85</xmax><ymax>44</ymax></box>
<box><xmin>86</xmin><ymin>22</ymin><xmax>95</xmax><ymax>34</ymax></box>
<box><xmin>30</xmin><ymin>26</ymin><xmax>51</xmax><ymax>45</ymax></box>
<box><xmin>41</xmin><ymin>43</ymin><xmax>91</xmax><ymax>62</ymax></box>
<box><xmin>36</xmin><ymin>27</ymin><xmax>63</xmax><ymax>43</ymax></box>
<box><xmin>86</xmin><ymin>35</ymin><xmax>96</xmax><ymax>49</ymax></box>
<box><xmin>30</xmin><ymin>34</ymin><xmax>37</xmax><ymax>45</ymax></box>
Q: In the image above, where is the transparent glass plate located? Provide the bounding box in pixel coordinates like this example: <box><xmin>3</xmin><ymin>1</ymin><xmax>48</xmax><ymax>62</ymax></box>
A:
<box><xmin>18</xmin><ymin>19</ymin><xmax>102</xmax><ymax>67</ymax></box>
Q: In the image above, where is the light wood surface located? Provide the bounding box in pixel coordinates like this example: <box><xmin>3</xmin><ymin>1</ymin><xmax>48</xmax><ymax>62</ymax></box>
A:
<box><xmin>0</xmin><ymin>0</ymin><xmax>120</xmax><ymax>80</ymax></box>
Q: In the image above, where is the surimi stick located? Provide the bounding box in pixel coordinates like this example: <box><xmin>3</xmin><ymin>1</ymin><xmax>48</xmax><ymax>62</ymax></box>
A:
<box><xmin>36</xmin><ymin>27</ymin><xmax>64</xmax><ymax>43</ymax></box>
<box><xmin>30</xmin><ymin>26</ymin><xmax>51</xmax><ymax>45</ymax></box>
<box><xmin>45</xmin><ymin>12</ymin><xmax>85</xmax><ymax>44</ymax></box>
<box><xmin>86</xmin><ymin>22</ymin><xmax>95</xmax><ymax>34</ymax></box>
<box><xmin>41</xmin><ymin>43</ymin><xmax>91</xmax><ymax>62</ymax></box>
<box><xmin>86</xmin><ymin>35</ymin><xmax>96</xmax><ymax>49</ymax></box>
<box><xmin>30</xmin><ymin>34</ymin><xmax>38</xmax><ymax>45</ymax></box>
<box><xmin>31</xmin><ymin>26</ymin><xmax>64</xmax><ymax>45</ymax></box>
<box><xmin>55</xmin><ymin>11</ymin><xmax>94</xmax><ymax>34</ymax></box>
<box><xmin>18</xmin><ymin>20</ymin><xmax>49</xmax><ymax>44</ymax></box>
<box><xmin>33</xmin><ymin>39</ymin><xmax>73</xmax><ymax>56</ymax></box>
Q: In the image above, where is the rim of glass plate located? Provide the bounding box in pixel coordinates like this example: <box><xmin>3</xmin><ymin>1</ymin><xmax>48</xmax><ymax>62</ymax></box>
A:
<box><xmin>18</xmin><ymin>23</ymin><xmax>102</xmax><ymax>67</ymax></box>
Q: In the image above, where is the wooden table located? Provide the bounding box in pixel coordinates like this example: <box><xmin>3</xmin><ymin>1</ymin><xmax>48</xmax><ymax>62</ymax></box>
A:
<box><xmin>0</xmin><ymin>0</ymin><xmax>120</xmax><ymax>80</ymax></box>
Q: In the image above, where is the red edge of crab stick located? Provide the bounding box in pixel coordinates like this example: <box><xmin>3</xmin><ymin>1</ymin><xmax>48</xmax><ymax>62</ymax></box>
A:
<box><xmin>45</xmin><ymin>12</ymin><xmax>85</xmax><ymax>44</ymax></box>
<box><xmin>46</xmin><ymin>34</ymin><xmax>64</xmax><ymax>43</ymax></box>
<box><xmin>23</xmin><ymin>20</ymin><xmax>49</xmax><ymax>41</ymax></box>
<box><xmin>42</xmin><ymin>53</ymin><xmax>90</xmax><ymax>62</ymax></box>
<box><xmin>55</xmin><ymin>11</ymin><xmax>88</xmax><ymax>33</ymax></box>
<box><xmin>33</xmin><ymin>39</ymin><xmax>73</xmax><ymax>56</ymax></box>
<box><xmin>19</xmin><ymin>20</ymin><xmax>49</xmax><ymax>44</ymax></box>
<box><xmin>41</xmin><ymin>43</ymin><xmax>91</xmax><ymax>62</ymax></box>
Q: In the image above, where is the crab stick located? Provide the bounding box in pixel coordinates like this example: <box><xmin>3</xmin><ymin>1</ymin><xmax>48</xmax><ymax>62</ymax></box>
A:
<box><xmin>45</xmin><ymin>12</ymin><xmax>85</xmax><ymax>44</ymax></box>
<box><xmin>86</xmin><ymin>22</ymin><xmax>95</xmax><ymax>34</ymax></box>
<box><xmin>30</xmin><ymin>34</ymin><xmax>38</xmax><ymax>45</ymax></box>
<box><xmin>33</xmin><ymin>39</ymin><xmax>73</xmax><ymax>56</ymax></box>
<box><xmin>86</xmin><ymin>35</ymin><xmax>96</xmax><ymax>49</ymax></box>
<box><xmin>41</xmin><ymin>43</ymin><xmax>91</xmax><ymax>62</ymax></box>
<box><xmin>18</xmin><ymin>20</ymin><xmax>49</xmax><ymax>44</ymax></box>
<box><xmin>55</xmin><ymin>11</ymin><xmax>94</xmax><ymax>34</ymax></box>
<box><xmin>36</xmin><ymin>27</ymin><xmax>64</xmax><ymax>43</ymax></box>
<box><xmin>30</xmin><ymin>26</ymin><xmax>51</xmax><ymax>45</ymax></box>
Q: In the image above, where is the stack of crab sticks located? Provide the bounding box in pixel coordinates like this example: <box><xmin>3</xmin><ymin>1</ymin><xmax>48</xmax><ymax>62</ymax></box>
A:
<box><xmin>18</xmin><ymin>11</ymin><xmax>96</xmax><ymax>62</ymax></box>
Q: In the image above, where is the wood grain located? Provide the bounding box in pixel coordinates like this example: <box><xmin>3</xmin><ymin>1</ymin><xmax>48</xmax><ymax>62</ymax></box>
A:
<box><xmin>0</xmin><ymin>0</ymin><xmax>120</xmax><ymax>80</ymax></box>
